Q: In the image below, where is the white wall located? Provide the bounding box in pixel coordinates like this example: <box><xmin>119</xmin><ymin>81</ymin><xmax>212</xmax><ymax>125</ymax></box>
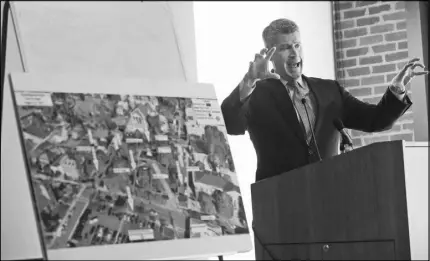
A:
<box><xmin>194</xmin><ymin>2</ymin><xmax>335</xmax><ymax>260</ymax></box>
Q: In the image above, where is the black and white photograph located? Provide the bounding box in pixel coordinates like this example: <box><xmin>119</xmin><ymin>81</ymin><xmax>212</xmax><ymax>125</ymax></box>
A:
<box><xmin>1</xmin><ymin>1</ymin><xmax>427</xmax><ymax>261</ymax></box>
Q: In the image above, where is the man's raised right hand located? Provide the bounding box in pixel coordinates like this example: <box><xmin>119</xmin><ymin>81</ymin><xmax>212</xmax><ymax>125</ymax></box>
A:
<box><xmin>246</xmin><ymin>47</ymin><xmax>281</xmax><ymax>83</ymax></box>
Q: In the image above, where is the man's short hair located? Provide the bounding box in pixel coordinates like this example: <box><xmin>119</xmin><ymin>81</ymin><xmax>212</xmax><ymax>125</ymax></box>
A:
<box><xmin>262</xmin><ymin>18</ymin><xmax>300</xmax><ymax>48</ymax></box>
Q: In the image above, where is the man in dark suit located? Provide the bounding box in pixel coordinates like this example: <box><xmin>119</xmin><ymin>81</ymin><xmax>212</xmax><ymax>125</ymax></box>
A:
<box><xmin>221</xmin><ymin>18</ymin><xmax>428</xmax><ymax>182</ymax></box>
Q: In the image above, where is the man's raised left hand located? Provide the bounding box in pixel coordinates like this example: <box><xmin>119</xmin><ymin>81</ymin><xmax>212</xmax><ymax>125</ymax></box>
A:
<box><xmin>390</xmin><ymin>57</ymin><xmax>428</xmax><ymax>94</ymax></box>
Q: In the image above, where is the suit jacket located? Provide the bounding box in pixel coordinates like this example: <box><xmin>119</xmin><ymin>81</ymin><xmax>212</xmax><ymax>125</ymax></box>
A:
<box><xmin>221</xmin><ymin>75</ymin><xmax>412</xmax><ymax>182</ymax></box>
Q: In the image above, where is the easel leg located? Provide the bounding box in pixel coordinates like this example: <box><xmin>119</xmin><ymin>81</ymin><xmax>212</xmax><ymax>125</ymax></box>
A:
<box><xmin>1</xmin><ymin>1</ymin><xmax>11</xmax><ymax>137</ymax></box>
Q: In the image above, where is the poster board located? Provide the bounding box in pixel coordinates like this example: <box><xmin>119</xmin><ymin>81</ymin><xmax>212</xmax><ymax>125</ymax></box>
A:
<box><xmin>6</xmin><ymin>72</ymin><xmax>252</xmax><ymax>260</ymax></box>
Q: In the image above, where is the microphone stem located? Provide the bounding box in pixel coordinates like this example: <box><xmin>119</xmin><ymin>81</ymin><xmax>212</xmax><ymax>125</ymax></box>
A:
<box><xmin>346</xmin><ymin>131</ymin><xmax>354</xmax><ymax>149</ymax></box>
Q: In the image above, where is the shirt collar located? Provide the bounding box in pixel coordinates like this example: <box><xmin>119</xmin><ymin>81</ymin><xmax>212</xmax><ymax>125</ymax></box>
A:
<box><xmin>279</xmin><ymin>75</ymin><xmax>305</xmax><ymax>89</ymax></box>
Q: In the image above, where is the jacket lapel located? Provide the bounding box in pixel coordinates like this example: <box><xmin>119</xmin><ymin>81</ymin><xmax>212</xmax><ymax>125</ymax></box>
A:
<box><xmin>266</xmin><ymin>79</ymin><xmax>307</xmax><ymax>146</ymax></box>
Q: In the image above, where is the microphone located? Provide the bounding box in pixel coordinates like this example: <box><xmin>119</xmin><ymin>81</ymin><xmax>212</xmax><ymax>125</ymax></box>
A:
<box><xmin>333</xmin><ymin>118</ymin><xmax>354</xmax><ymax>152</ymax></box>
<box><xmin>301</xmin><ymin>98</ymin><xmax>322</xmax><ymax>161</ymax></box>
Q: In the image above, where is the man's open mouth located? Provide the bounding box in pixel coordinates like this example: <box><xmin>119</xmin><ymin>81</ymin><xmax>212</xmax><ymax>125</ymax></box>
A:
<box><xmin>288</xmin><ymin>61</ymin><xmax>302</xmax><ymax>68</ymax></box>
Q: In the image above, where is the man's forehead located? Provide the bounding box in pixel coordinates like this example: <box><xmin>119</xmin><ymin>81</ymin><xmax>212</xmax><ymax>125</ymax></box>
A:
<box><xmin>272</xmin><ymin>32</ymin><xmax>301</xmax><ymax>45</ymax></box>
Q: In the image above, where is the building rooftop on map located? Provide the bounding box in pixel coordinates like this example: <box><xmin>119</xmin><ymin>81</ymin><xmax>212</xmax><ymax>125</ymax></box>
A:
<box><xmin>178</xmin><ymin>193</ymin><xmax>187</xmax><ymax>202</ymax></box>
<box><xmin>112</xmin><ymin>158</ymin><xmax>130</xmax><ymax>169</ymax></box>
<box><xmin>78</xmin><ymin>137</ymin><xmax>92</xmax><ymax>147</ymax></box>
<box><xmin>74</xmin><ymin>96</ymin><xmax>99</xmax><ymax>117</ymax></box>
<box><xmin>223</xmin><ymin>182</ymin><xmax>241</xmax><ymax>194</ymax></box>
<box><xmin>93</xmin><ymin>128</ymin><xmax>109</xmax><ymax>140</ymax></box>
<box><xmin>177</xmin><ymin>185</ymin><xmax>187</xmax><ymax>195</ymax></box>
<box><xmin>134</xmin><ymin>103</ymin><xmax>153</xmax><ymax>117</ymax></box>
<box><xmin>39</xmin><ymin>149</ymin><xmax>61</xmax><ymax>163</ymax></box>
<box><xmin>157</xmin><ymin>153</ymin><xmax>174</xmax><ymax>167</ymax></box>
<box><xmin>51</xmin><ymin>153</ymin><xmax>81</xmax><ymax>169</ymax></box>
<box><xmin>150</xmin><ymin>161</ymin><xmax>168</xmax><ymax>175</ymax></box>
<box><xmin>111</xmin><ymin>116</ymin><xmax>127</xmax><ymax>127</ymax></box>
<box><xmin>18</xmin><ymin>109</ymin><xmax>35</xmax><ymax>119</ymax></box>
<box><xmin>75</xmin><ymin>151</ymin><xmax>94</xmax><ymax>162</ymax></box>
<box><xmin>161</xmin><ymin>226</ymin><xmax>175</xmax><ymax>239</ymax></box>
<box><xmin>194</xmin><ymin>171</ymin><xmax>227</xmax><ymax>191</ymax></box>
<box><xmin>109</xmin><ymin>95</ymin><xmax>122</xmax><ymax>102</ymax></box>
<box><xmin>34</xmin><ymin>182</ymin><xmax>56</xmax><ymax>210</ymax></box>
<box><xmin>24</xmin><ymin>117</ymin><xmax>52</xmax><ymax>139</ymax></box>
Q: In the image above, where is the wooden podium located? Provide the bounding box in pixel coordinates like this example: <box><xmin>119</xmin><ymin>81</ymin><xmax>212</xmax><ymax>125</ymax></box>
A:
<box><xmin>251</xmin><ymin>141</ymin><xmax>428</xmax><ymax>260</ymax></box>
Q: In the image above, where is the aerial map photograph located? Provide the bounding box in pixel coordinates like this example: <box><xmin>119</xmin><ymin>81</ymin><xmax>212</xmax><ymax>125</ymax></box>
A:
<box><xmin>14</xmin><ymin>91</ymin><xmax>249</xmax><ymax>250</ymax></box>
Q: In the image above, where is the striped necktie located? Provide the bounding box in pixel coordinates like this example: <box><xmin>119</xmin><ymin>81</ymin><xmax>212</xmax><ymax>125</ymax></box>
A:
<box><xmin>290</xmin><ymin>80</ymin><xmax>316</xmax><ymax>144</ymax></box>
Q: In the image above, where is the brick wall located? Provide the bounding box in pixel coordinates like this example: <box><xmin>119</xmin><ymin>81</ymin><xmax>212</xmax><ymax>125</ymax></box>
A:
<box><xmin>332</xmin><ymin>1</ymin><xmax>414</xmax><ymax>147</ymax></box>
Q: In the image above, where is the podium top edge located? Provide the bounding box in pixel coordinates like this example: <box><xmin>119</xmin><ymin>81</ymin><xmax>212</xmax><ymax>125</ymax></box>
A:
<box><xmin>250</xmin><ymin>140</ymin><xmax>428</xmax><ymax>186</ymax></box>
<box><xmin>404</xmin><ymin>141</ymin><xmax>429</xmax><ymax>147</ymax></box>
